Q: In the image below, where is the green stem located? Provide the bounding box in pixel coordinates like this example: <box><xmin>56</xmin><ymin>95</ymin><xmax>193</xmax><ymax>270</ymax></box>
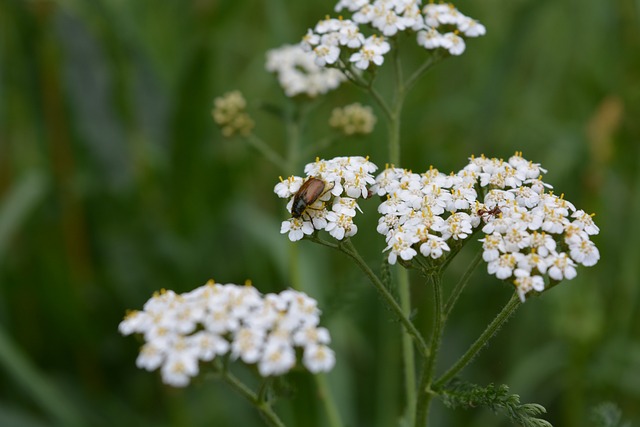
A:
<box><xmin>397</xmin><ymin>267</ymin><xmax>416</xmax><ymax>427</ymax></box>
<box><xmin>311</xmin><ymin>236</ymin><xmax>429</xmax><ymax>357</ymax></box>
<box><xmin>415</xmin><ymin>274</ymin><xmax>444</xmax><ymax>427</ymax></box>
<box><xmin>289</xmin><ymin>241</ymin><xmax>343</xmax><ymax>427</ymax></box>
<box><xmin>288</xmin><ymin>242</ymin><xmax>302</xmax><ymax>291</ymax></box>
<box><xmin>366</xmin><ymin>85</ymin><xmax>394</xmax><ymax>123</ymax></box>
<box><xmin>246</xmin><ymin>133</ymin><xmax>287</xmax><ymax>172</ymax></box>
<box><xmin>222</xmin><ymin>370</ymin><xmax>285</xmax><ymax>427</ymax></box>
<box><xmin>315</xmin><ymin>373</ymin><xmax>344</xmax><ymax>427</ymax></box>
<box><xmin>433</xmin><ymin>292</ymin><xmax>522</xmax><ymax>390</ymax></box>
<box><xmin>443</xmin><ymin>251</ymin><xmax>483</xmax><ymax>320</ymax></box>
<box><xmin>285</xmin><ymin>107</ymin><xmax>301</xmax><ymax>173</ymax></box>
<box><xmin>404</xmin><ymin>53</ymin><xmax>442</xmax><ymax>93</ymax></box>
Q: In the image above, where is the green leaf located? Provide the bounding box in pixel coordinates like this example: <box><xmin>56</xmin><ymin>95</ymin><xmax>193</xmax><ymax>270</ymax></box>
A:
<box><xmin>0</xmin><ymin>171</ymin><xmax>47</xmax><ymax>262</ymax></box>
<box><xmin>440</xmin><ymin>379</ymin><xmax>552</xmax><ymax>427</ymax></box>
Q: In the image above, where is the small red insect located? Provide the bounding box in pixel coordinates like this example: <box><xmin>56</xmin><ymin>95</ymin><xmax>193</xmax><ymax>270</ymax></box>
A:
<box><xmin>477</xmin><ymin>206</ymin><xmax>502</xmax><ymax>221</ymax></box>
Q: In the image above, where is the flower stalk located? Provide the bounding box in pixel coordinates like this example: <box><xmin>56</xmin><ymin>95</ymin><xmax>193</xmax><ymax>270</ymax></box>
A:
<box><xmin>434</xmin><ymin>292</ymin><xmax>522</xmax><ymax>390</ymax></box>
<box><xmin>415</xmin><ymin>273</ymin><xmax>444</xmax><ymax>427</ymax></box>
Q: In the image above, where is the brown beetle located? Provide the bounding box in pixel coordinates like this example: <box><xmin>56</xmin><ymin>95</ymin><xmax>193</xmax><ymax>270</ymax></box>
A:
<box><xmin>291</xmin><ymin>177</ymin><xmax>328</xmax><ymax>218</ymax></box>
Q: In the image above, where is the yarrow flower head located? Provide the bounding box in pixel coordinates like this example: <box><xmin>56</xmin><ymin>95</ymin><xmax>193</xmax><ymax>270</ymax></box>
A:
<box><xmin>329</xmin><ymin>102</ymin><xmax>377</xmax><ymax>135</ymax></box>
<box><xmin>119</xmin><ymin>280</ymin><xmax>335</xmax><ymax>386</ymax></box>
<box><xmin>372</xmin><ymin>152</ymin><xmax>600</xmax><ymax>301</ymax></box>
<box><xmin>212</xmin><ymin>91</ymin><xmax>255</xmax><ymax>137</ymax></box>
<box><xmin>302</xmin><ymin>1</ymin><xmax>485</xmax><ymax>69</ymax></box>
<box><xmin>416</xmin><ymin>3</ymin><xmax>486</xmax><ymax>56</ymax></box>
<box><xmin>275</xmin><ymin>156</ymin><xmax>378</xmax><ymax>241</ymax></box>
<box><xmin>266</xmin><ymin>44</ymin><xmax>346</xmax><ymax>97</ymax></box>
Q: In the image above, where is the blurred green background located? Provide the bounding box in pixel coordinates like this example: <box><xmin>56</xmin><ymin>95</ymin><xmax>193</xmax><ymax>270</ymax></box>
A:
<box><xmin>1</xmin><ymin>0</ymin><xmax>639</xmax><ymax>426</ymax></box>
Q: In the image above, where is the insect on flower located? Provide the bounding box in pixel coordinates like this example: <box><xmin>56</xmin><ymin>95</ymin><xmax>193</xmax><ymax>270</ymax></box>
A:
<box><xmin>477</xmin><ymin>206</ymin><xmax>502</xmax><ymax>221</ymax></box>
<box><xmin>291</xmin><ymin>177</ymin><xmax>333</xmax><ymax>218</ymax></box>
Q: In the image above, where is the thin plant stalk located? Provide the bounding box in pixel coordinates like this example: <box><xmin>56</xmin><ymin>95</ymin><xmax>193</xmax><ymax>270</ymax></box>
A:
<box><xmin>246</xmin><ymin>133</ymin><xmax>287</xmax><ymax>172</ymax></box>
<box><xmin>434</xmin><ymin>292</ymin><xmax>522</xmax><ymax>390</ymax></box>
<box><xmin>415</xmin><ymin>274</ymin><xmax>444</xmax><ymax>427</ymax></box>
<box><xmin>315</xmin><ymin>374</ymin><xmax>344</xmax><ymax>427</ymax></box>
<box><xmin>222</xmin><ymin>370</ymin><xmax>285</xmax><ymax>427</ymax></box>
<box><xmin>310</xmin><ymin>236</ymin><xmax>430</xmax><ymax>357</ymax></box>
<box><xmin>443</xmin><ymin>251</ymin><xmax>483</xmax><ymax>320</ymax></box>
<box><xmin>397</xmin><ymin>267</ymin><xmax>417</xmax><ymax>427</ymax></box>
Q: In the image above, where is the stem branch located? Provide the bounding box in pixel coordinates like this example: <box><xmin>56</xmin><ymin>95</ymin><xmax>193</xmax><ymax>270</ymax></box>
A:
<box><xmin>246</xmin><ymin>134</ymin><xmax>286</xmax><ymax>172</ymax></box>
<box><xmin>312</xmin><ymin>237</ymin><xmax>429</xmax><ymax>357</ymax></box>
<box><xmin>222</xmin><ymin>370</ymin><xmax>285</xmax><ymax>427</ymax></box>
<box><xmin>434</xmin><ymin>292</ymin><xmax>522</xmax><ymax>390</ymax></box>
<box><xmin>443</xmin><ymin>251</ymin><xmax>483</xmax><ymax>320</ymax></box>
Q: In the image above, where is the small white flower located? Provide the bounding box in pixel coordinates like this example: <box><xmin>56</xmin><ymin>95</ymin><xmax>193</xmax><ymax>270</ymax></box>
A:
<box><xmin>480</xmin><ymin>233</ymin><xmax>504</xmax><ymax>262</ymax></box>
<box><xmin>160</xmin><ymin>337</ymin><xmax>201</xmax><ymax>387</ymax></box>
<box><xmin>335</xmin><ymin>0</ymin><xmax>369</xmax><ymax>13</ymax></box>
<box><xmin>436</xmin><ymin>212</ymin><xmax>473</xmax><ymax>240</ymax></box>
<box><xmin>293</xmin><ymin>326</ymin><xmax>331</xmax><ymax>347</ymax></box>
<box><xmin>417</xmin><ymin>28</ymin><xmax>444</xmax><ymax>49</ymax></box>
<box><xmin>441</xmin><ymin>32</ymin><xmax>466</xmax><ymax>56</ymax></box>
<box><xmin>303</xmin><ymin>344</ymin><xmax>336</xmax><ymax>373</ymax></box>
<box><xmin>274</xmin><ymin>176</ymin><xmax>304</xmax><ymax>199</ymax></box>
<box><xmin>281</xmin><ymin>218</ymin><xmax>315</xmax><ymax>242</ymax></box>
<box><xmin>458</xmin><ymin>18</ymin><xmax>486</xmax><ymax>37</ymax></box>
<box><xmin>571</xmin><ymin>210</ymin><xmax>600</xmax><ymax>235</ymax></box>
<box><xmin>547</xmin><ymin>253</ymin><xmax>578</xmax><ymax>281</ymax></box>
<box><xmin>314</xmin><ymin>44</ymin><xmax>341</xmax><ymax>66</ymax></box>
<box><xmin>231</xmin><ymin>327</ymin><xmax>265</xmax><ymax>364</ymax></box>
<box><xmin>136</xmin><ymin>342</ymin><xmax>164</xmax><ymax>371</ymax></box>
<box><xmin>569</xmin><ymin>239</ymin><xmax>600</xmax><ymax>267</ymax></box>
<box><xmin>513</xmin><ymin>273</ymin><xmax>546</xmax><ymax>302</ymax></box>
<box><xmin>419</xmin><ymin>235</ymin><xmax>450</xmax><ymax>259</ymax></box>
<box><xmin>385</xmin><ymin>231</ymin><xmax>418</xmax><ymax>264</ymax></box>
<box><xmin>487</xmin><ymin>253</ymin><xmax>522</xmax><ymax>280</ymax></box>
<box><xmin>332</xmin><ymin>197</ymin><xmax>361</xmax><ymax>217</ymax></box>
<box><xmin>325</xmin><ymin>212</ymin><xmax>358</xmax><ymax>240</ymax></box>
<box><xmin>258</xmin><ymin>342</ymin><xmax>296</xmax><ymax>377</ymax></box>
<box><xmin>528</xmin><ymin>231</ymin><xmax>556</xmax><ymax>257</ymax></box>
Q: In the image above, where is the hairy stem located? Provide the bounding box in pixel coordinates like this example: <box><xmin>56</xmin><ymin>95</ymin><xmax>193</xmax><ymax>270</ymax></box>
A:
<box><xmin>434</xmin><ymin>292</ymin><xmax>522</xmax><ymax>390</ymax></box>
<box><xmin>404</xmin><ymin>53</ymin><xmax>442</xmax><ymax>92</ymax></box>
<box><xmin>325</xmin><ymin>237</ymin><xmax>430</xmax><ymax>357</ymax></box>
<box><xmin>415</xmin><ymin>274</ymin><xmax>444</xmax><ymax>427</ymax></box>
<box><xmin>222</xmin><ymin>370</ymin><xmax>285</xmax><ymax>427</ymax></box>
<box><xmin>246</xmin><ymin>133</ymin><xmax>286</xmax><ymax>172</ymax></box>
<box><xmin>443</xmin><ymin>251</ymin><xmax>483</xmax><ymax>320</ymax></box>
<box><xmin>397</xmin><ymin>267</ymin><xmax>416</xmax><ymax>426</ymax></box>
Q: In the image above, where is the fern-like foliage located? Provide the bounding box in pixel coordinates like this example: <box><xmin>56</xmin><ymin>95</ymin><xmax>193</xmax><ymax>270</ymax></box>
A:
<box><xmin>590</xmin><ymin>402</ymin><xmax>630</xmax><ymax>427</ymax></box>
<box><xmin>439</xmin><ymin>379</ymin><xmax>553</xmax><ymax>427</ymax></box>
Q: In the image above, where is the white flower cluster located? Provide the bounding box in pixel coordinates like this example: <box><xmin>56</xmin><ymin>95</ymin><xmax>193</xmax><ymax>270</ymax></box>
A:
<box><xmin>275</xmin><ymin>156</ymin><xmax>378</xmax><ymax>241</ymax></box>
<box><xmin>301</xmin><ymin>1</ymin><xmax>485</xmax><ymax>70</ymax></box>
<box><xmin>372</xmin><ymin>153</ymin><xmax>600</xmax><ymax>301</ymax></box>
<box><xmin>119</xmin><ymin>280</ymin><xmax>335</xmax><ymax>387</ymax></box>
<box><xmin>417</xmin><ymin>3</ymin><xmax>486</xmax><ymax>55</ymax></box>
<box><xmin>265</xmin><ymin>44</ymin><xmax>346</xmax><ymax>97</ymax></box>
